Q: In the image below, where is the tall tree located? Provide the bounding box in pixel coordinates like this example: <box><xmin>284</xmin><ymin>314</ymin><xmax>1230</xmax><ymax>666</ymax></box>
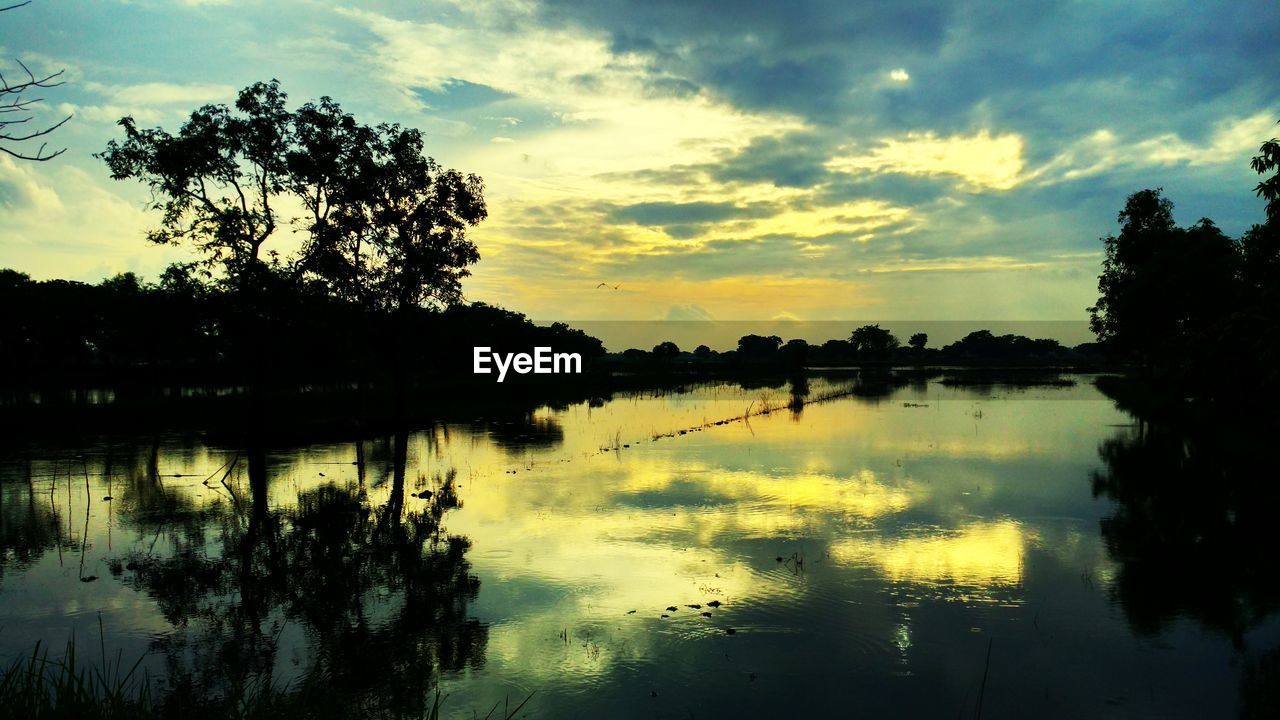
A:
<box><xmin>1089</xmin><ymin>189</ymin><xmax>1240</xmax><ymax>373</ymax></box>
<box><xmin>97</xmin><ymin>81</ymin><xmax>292</xmax><ymax>290</ymax></box>
<box><xmin>286</xmin><ymin>96</ymin><xmax>379</xmax><ymax>300</ymax></box>
<box><xmin>344</xmin><ymin>125</ymin><xmax>485</xmax><ymax>313</ymax></box>
<box><xmin>98</xmin><ymin>80</ymin><xmax>486</xmax><ymax>314</ymax></box>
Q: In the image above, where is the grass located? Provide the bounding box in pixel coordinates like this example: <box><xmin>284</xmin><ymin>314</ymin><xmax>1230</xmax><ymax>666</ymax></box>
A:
<box><xmin>0</xmin><ymin>638</ymin><xmax>152</xmax><ymax>720</ymax></box>
<box><xmin>0</xmin><ymin>635</ymin><xmax>534</xmax><ymax>720</ymax></box>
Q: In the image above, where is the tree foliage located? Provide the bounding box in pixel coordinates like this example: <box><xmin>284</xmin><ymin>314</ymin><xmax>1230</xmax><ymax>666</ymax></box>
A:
<box><xmin>849</xmin><ymin>324</ymin><xmax>899</xmax><ymax>360</ymax></box>
<box><xmin>736</xmin><ymin>334</ymin><xmax>783</xmax><ymax>358</ymax></box>
<box><xmin>99</xmin><ymin>82</ymin><xmax>291</xmax><ymax>287</ymax></box>
<box><xmin>1088</xmin><ymin>189</ymin><xmax>1240</xmax><ymax>369</ymax></box>
<box><xmin>97</xmin><ymin>80</ymin><xmax>485</xmax><ymax>311</ymax></box>
<box><xmin>1089</xmin><ymin>133</ymin><xmax>1280</xmax><ymax>393</ymax></box>
<box><xmin>1251</xmin><ymin>119</ymin><xmax>1280</xmax><ymax>221</ymax></box>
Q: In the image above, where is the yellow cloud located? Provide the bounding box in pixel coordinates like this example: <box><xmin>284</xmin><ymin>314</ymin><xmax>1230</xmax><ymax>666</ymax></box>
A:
<box><xmin>1033</xmin><ymin>111</ymin><xmax>1280</xmax><ymax>184</ymax></box>
<box><xmin>827</xmin><ymin>130</ymin><xmax>1027</xmax><ymax>190</ymax></box>
<box><xmin>864</xmin><ymin>257</ymin><xmax>1048</xmax><ymax>273</ymax></box>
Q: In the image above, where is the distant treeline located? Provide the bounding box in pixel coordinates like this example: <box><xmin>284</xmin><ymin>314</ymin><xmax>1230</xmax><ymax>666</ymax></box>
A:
<box><xmin>0</xmin><ymin>267</ymin><xmax>605</xmax><ymax>388</ymax></box>
<box><xmin>0</xmin><ymin>268</ymin><xmax>1099</xmax><ymax>391</ymax></box>
<box><xmin>608</xmin><ymin>327</ymin><xmax>1104</xmax><ymax>370</ymax></box>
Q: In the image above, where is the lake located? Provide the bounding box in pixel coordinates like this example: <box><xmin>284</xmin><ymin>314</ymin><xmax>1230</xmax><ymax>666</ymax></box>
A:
<box><xmin>1</xmin><ymin>374</ymin><xmax>1275</xmax><ymax>718</ymax></box>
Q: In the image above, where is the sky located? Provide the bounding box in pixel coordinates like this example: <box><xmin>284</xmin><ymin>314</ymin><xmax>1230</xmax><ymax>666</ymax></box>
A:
<box><xmin>1</xmin><ymin>0</ymin><xmax>1278</xmax><ymax>326</ymax></box>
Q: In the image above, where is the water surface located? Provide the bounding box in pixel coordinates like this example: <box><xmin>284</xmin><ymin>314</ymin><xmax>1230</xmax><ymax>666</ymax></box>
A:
<box><xmin>2</xmin><ymin>376</ymin><xmax>1274</xmax><ymax>717</ymax></box>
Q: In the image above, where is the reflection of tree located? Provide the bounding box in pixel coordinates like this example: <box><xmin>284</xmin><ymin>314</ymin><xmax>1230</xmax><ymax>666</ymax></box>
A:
<box><xmin>0</xmin><ymin>462</ymin><xmax>71</xmax><ymax>585</ymax></box>
<box><xmin>105</xmin><ymin>439</ymin><xmax>224</xmax><ymax>551</ymax></box>
<box><xmin>1091</xmin><ymin>415</ymin><xmax>1280</xmax><ymax>644</ymax></box>
<box><xmin>787</xmin><ymin>374</ymin><xmax>809</xmax><ymax>419</ymax></box>
<box><xmin>852</xmin><ymin>370</ymin><xmax>908</xmax><ymax>399</ymax></box>
<box><xmin>1242</xmin><ymin>645</ymin><xmax>1280</xmax><ymax>720</ymax></box>
<box><xmin>480</xmin><ymin>414</ymin><xmax>564</xmax><ymax>452</ymax></box>
<box><xmin>1092</xmin><ymin>393</ymin><xmax>1280</xmax><ymax>717</ymax></box>
<box><xmin>114</xmin><ymin>434</ymin><xmax>486</xmax><ymax>717</ymax></box>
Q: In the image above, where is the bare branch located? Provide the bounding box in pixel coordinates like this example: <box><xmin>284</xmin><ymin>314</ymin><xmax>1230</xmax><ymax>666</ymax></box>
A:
<box><xmin>1</xmin><ymin>2</ymin><xmax>70</xmax><ymax>160</ymax></box>
<box><xmin>0</xmin><ymin>141</ymin><xmax>64</xmax><ymax>161</ymax></box>
<box><xmin>0</xmin><ymin>112</ymin><xmax>70</xmax><ymax>141</ymax></box>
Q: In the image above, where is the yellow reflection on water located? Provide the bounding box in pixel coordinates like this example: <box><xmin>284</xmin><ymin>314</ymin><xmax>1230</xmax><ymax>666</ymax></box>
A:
<box><xmin>1</xmin><ymin>377</ymin><xmax>1132</xmax><ymax>704</ymax></box>
<box><xmin>830</xmin><ymin>520</ymin><xmax>1031</xmax><ymax>588</ymax></box>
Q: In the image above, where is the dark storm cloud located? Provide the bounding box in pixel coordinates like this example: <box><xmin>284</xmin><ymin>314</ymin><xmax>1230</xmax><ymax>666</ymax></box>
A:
<box><xmin>537</xmin><ymin>0</ymin><xmax>1279</xmax><ymax>143</ymax></box>
<box><xmin>706</xmin><ymin>131</ymin><xmax>834</xmax><ymax>188</ymax></box>
<box><xmin>541</xmin><ymin>0</ymin><xmax>950</xmax><ymax>122</ymax></box>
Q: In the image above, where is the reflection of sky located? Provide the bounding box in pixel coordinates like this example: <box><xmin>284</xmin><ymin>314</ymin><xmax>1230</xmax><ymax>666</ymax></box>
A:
<box><xmin>0</xmin><ymin>377</ymin><xmax>1264</xmax><ymax>718</ymax></box>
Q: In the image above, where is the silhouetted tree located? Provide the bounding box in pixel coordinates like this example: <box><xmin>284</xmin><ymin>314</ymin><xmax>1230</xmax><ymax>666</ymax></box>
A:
<box><xmin>652</xmin><ymin>341</ymin><xmax>680</xmax><ymax>361</ymax></box>
<box><xmin>908</xmin><ymin>332</ymin><xmax>927</xmax><ymax>351</ymax></box>
<box><xmin>1088</xmin><ymin>189</ymin><xmax>1240</xmax><ymax>379</ymax></box>
<box><xmin>1252</xmin><ymin>118</ymin><xmax>1280</xmax><ymax>221</ymax></box>
<box><xmin>98</xmin><ymin>80</ymin><xmax>486</xmax><ymax>315</ymax></box>
<box><xmin>98</xmin><ymin>81</ymin><xmax>292</xmax><ymax>292</ymax></box>
<box><xmin>849</xmin><ymin>324</ymin><xmax>898</xmax><ymax>361</ymax></box>
<box><xmin>941</xmin><ymin>330</ymin><xmax>1064</xmax><ymax>363</ymax></box>
<box><xmin>736</xmin><ymin>334</ymin><xmax>782</xmax><ymax>359</ymax></box>
<box><xmin>329</xmin><ymin>125</ymin><xmax>485</xmax><ymax>313</ymax></box>
<box><xmin>0</xmin><ymin>2</ymin><xmax>70</xmax><ymax>161</ymax></box>
<box><xmin>817</xmin><ymin>338</ymin><xmax>854</xmax><ymax>364</ymax></box>
<box><xmin>779</xmin><ymin>338</ymin><xmax>810</xmax><ymax>367</ymax></box>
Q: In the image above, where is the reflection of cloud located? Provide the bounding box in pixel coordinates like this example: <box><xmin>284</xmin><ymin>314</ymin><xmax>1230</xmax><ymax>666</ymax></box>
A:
<box><xmin>830</xmin><ymin>520</ymin><xmax>1031</xmax><ymax>589</ymax></box>
<box><xmin>613</xmin><ymin>467</ymin><xmax>914</xmax><ymax>528</ymax></box>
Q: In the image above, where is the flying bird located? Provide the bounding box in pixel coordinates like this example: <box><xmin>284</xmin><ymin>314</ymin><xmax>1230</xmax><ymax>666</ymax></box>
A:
<box><xmin>595</xmin><ymin>282</ymin><xmax>621</xmax><ymax>290</ymax></box>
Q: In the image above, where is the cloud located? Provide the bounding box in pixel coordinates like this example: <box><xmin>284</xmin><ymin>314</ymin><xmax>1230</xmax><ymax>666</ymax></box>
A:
<box><xmin>7</xmin><ymin>0</ymin><xmax>1279</xmax><ymax>324</ymax></box>
<box><xmin>610</xmin><ymin>200</ymin><xmax>775</xmax><ymax>228</ymax></box>
<box><xmin>827</xmin><ymin>130</ymin><xmax>1027</xmax><ymax>191</ymax></box>
<box><xmin>663</xmin><ymin>304</ymin><xmax>714</xmax><ymax>321</ymax></box>
<box><xmin>0</xmin><ymin>156</ymin><xmax>174</xmax><ymax>281</ymax></box>
<box><xmin>55</xmin><ymin>82</ymin><xmax>238</xmax><ymax>127</ymax></box>
<box><xmin>0</xmin><ymin>155</ymin><xmax>65</xmax><ymax>216</ymax></box>
<box><xmin>84</xmin><ymin>81</ymin><xmax>236</xmax><ymax>106</ymax></box>
<box><xmin>1032</xmin><ymin>111</ymin><xmax>1280</xmax><ymax>184</ymax></box>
